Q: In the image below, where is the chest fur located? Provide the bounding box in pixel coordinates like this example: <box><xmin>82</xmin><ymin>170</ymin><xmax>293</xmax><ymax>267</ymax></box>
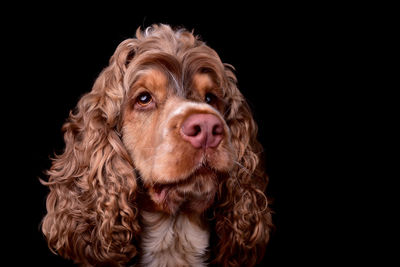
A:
<box><xmin>140</xmin><ymin>211</ymin><xmax>209</xmax><ymax>267</ymax></box>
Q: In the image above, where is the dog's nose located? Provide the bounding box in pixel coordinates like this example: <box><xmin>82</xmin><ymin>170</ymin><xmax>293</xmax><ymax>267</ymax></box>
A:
<box><xmin>181</xmin><ymin>113</ymin><xmax>224</xmax><ymax>149</ymax></box>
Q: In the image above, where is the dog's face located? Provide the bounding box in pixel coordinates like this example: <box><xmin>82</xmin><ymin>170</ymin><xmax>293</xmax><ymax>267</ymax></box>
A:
<box><xmin>121</xmin><ymin>68</ymin><xmax>234</xmax><ymax>214</ymax></box>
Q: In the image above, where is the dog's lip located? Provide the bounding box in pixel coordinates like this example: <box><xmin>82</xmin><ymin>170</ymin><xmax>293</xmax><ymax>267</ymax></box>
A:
<box><xmin>151</xmin><ymin>186</ymin><xmax>169</xmax><ymax>203</ymax></box>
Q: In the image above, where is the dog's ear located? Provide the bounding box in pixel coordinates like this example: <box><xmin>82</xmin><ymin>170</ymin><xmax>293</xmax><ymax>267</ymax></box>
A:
<box><xmin>211</xmin><ymin>65</ymin><xmax>273</xmax><ymax>266</ymax></box>
<box><xmin>41</xmin><ymin>38</ymin><xmax>140</xmax><ymax>266</ymax></box>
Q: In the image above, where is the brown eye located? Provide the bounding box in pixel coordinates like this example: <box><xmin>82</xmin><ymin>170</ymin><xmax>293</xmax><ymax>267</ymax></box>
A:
<box><xmin>205</xmin><ymin>92</ymin><xmax>217</xmax><ymax>105</ymax></box>
<box><xmin>137</xmin><ymin>92</ymin><xmax>153</xmax><ymax>107</ymax></box>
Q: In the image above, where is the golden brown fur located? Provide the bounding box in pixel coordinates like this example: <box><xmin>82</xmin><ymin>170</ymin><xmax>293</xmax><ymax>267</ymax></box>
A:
<box><xmin>41</xmin><ymin>24</ymin><xmax>273</xmax><ymax>266</ymax></box>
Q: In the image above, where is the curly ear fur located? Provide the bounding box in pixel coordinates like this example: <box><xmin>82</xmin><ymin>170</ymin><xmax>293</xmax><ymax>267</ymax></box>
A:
<box><xmin>41</xmin><ymin>39</ymin><xmax>140</xmax><ymax>266</ymax></box>
<box><xmin>211</xmin><ymin>65</ymin><xmax>273</xmax><ymax>267</ymax></box>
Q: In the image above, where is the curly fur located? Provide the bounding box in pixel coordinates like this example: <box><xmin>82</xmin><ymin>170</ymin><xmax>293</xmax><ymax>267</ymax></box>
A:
<box><xmin>41</xmin><ymin>24</ymin><xmax>273</xmax><ymax>267</ymax></box>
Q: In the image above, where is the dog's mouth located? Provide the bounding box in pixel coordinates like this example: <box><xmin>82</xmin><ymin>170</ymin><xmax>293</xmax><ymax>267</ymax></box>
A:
<box><xmin>151</xmin><ymin>165</ymin><xmax>215</xmax><ymax>198</ymax></box>
<box><xmin>147</xmin><ymin>165</ymin><xmax>218</xmax><ymax>214</ymax></box>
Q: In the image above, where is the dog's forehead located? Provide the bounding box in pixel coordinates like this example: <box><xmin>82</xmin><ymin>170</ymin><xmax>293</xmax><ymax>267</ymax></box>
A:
<box><xmin>125</xmin><ymin>45</ymin><xmax>224</xmax><ymax>97</ymax></box>
<box><xmin>129</xmin><ymin>67</ymin><xmax>216</xmax><ymax>98</ymax></box>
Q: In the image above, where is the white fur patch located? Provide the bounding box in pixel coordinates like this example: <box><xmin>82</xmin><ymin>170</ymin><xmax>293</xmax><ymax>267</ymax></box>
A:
<box><xmin>140</xmin><ymin>211</ymin><xmax>209</xmax><ymax>267</ymax></box>
<box><xmin>166</xmin><ymin>102</ymin><xmax>216</xmax><ymax>121</ymax></box>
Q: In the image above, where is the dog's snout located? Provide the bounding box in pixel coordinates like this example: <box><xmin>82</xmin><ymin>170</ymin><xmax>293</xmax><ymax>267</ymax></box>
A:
<box><xmin>181</xmin><ymin>113</ymin><xmax>224</xmax><ymax>149</ymax></box>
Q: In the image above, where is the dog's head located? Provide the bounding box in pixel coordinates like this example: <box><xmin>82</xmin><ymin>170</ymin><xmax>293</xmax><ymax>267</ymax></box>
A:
<box><xmin>42</xmin><ymin>24</ymin><xmax>272</xmax><ymax>266</ymax></box>
<box><xmin>120</xmin><ymin>36</ymin><xmax>235</xmax><ymax>214</ymax></box>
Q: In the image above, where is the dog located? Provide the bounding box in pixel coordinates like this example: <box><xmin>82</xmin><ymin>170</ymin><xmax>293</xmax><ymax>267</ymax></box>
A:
<box><xmin>41</xmin><ymin>24</ymin><xmax>273</xmax><ymax>267</ymax></box>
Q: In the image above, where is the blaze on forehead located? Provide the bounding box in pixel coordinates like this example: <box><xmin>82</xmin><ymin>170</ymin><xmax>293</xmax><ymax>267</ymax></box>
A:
<box><xmin>125</xmin><ymin>50</ymin><xmax>226</xmax><ymax>97</ymax></box>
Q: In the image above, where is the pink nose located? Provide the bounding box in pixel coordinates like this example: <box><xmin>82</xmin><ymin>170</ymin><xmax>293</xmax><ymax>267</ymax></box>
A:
<box><xmin>181</xmin><ymin>113</ymin><xmax>224</xmax><ymax>149</ymax></box>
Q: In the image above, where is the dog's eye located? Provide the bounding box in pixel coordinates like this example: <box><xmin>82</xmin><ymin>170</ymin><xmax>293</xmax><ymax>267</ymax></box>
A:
<box><xmin>205</xmin><ymin>93</ymin><xmax>217</xmax><ymax>105</ymax></box>
<box><xmin>137</xmin><ymin>92</ymin><xmax>153</xmax><ymax>107</ymax></box>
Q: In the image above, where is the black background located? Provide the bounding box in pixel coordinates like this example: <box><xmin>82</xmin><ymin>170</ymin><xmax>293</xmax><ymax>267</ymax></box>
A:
<box><xmin>9</xmin><ymin>7</ymin><xmax>366</xmax><ymax>266</ymax></box>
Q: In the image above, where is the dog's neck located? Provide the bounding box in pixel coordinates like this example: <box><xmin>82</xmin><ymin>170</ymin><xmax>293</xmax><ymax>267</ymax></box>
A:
<box><xmin>140</xmin><ymin>210</ymin><xmax>209</xmax><ymax>267</ymax></box>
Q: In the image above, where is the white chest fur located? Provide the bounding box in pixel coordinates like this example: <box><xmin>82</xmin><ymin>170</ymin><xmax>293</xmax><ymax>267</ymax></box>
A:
<box><xmin>140</xmin><ymin>211</ymin><xmax>209</xmax><ymax>267</ymax></box>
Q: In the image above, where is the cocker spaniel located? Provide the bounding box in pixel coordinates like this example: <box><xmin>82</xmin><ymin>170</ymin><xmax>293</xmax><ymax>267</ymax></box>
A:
<box><xmin>41</xmin><ymin>24</ymin><xmax>273</xmax><ymax>267</ymax></box>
